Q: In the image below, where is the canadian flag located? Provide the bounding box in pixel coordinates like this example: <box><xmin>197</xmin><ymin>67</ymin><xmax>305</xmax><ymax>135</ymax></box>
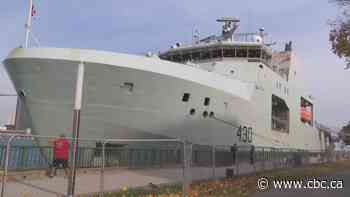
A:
<box><xmin>31</xmin><ymin>5</ymin><xmax>36</xmax><ymax>16</ymax></box>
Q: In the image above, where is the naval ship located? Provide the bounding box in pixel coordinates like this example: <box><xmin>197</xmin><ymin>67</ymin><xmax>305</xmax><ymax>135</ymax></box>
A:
<box><xmin>3</xmin><ymin>17</ymin><xmax>326</xmax><ymax>150</ymax></box>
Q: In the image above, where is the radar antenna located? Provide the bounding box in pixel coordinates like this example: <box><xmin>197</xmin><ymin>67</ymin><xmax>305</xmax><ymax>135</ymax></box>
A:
<box><xmin>216</xmin><ymin>17</ymin><xmax>240</xmax><ymax>41</ymax></box>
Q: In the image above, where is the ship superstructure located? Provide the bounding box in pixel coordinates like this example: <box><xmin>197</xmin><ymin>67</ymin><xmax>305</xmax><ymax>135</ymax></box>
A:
<box><xmin>3</xmin><ymin>17</ymin><xmax>325</xmax><ymax>150</ymax></box>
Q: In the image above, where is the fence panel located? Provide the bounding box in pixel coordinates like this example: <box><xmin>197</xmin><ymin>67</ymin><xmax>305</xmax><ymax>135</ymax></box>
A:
<box><xmin>0</xmin><ymin>133</ymin><xmax>349</xmax><ymax>197</ymax></box>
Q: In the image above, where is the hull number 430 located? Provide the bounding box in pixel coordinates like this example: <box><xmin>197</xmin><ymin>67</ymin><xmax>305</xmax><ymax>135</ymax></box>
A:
<box><xmin>237</xmin><ymin>126</ymin><xmax>253</xmax><ymax>143</ymax></box>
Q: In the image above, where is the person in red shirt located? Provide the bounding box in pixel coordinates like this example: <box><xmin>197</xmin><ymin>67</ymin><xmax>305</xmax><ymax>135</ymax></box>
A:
<box><xmin>49</xmin><ymin>134</ymin><xmax>70</xmax><ymax>178</ymax></box>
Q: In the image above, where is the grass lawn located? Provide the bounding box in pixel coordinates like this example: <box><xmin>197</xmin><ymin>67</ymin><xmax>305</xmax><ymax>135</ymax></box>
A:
<box><xmin>96</xmin><ymin>160</ymin><xmax>350</xmax><ymax>197</ymax></box>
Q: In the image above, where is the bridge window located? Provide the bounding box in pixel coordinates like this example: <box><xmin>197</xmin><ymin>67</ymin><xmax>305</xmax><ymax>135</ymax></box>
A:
<box><xmin>173</xmin><ymin>54</ymin><xmax>182</xmax><ymax>62</ymax></box>
<box><xmin>212</xmin><ymin>49</ymin><xmax>222</xmax><ymax>59</ymax></box>
<box><xmin>271</xmin><ymin>95</ymin><xmax>289</xmax><ymax>133</ymax></box>
<box><xmin>265</xmin><ymin>54</ymin><xmax>272</xmax><ymax>63</ymax></box>
<box><xmin>223</xmin><ymin>48</ymin><xmax>235</xmax><ymax>57</ymax></box>
<box><xmin>183</xmin><ymin>53</ymin><xmax>191</xmax><ymax>62</ymax></box>
<box><xmin>248</xmin><ymin>48</ymin><xmax>261</xmax><ymax>58</ymax></box>
<box><xmin>261</xmin><ymin>50</ymin><xmax>266</xmax><ymax>60</ymax></box>
<box><xmin>201</xmin><ymin>51</ymin><xmax>210</xmax><ymax>60</ymax></box>
<box><xmin>161</xmin><ymin>46</ymin><xmax>270</xmax><ymax>63</ymax></box>
<box><xmin>236</xmin><ymin>48</ymin><xmax>248</xmax><ymax>58</ymax></box>
<box><xmin>192</xmin><ymin>51</ymin><xmax>200</xmax><ymax>61</ymax></box>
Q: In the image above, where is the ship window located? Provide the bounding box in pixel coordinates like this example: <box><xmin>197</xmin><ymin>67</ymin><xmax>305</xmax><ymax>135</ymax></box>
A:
<box><xmin>261</xmin><ymin>50</ymin><xmax>267</xmax><ymax>60</ymax></box>
<box><xmin>192</xmin><ymin>51</ymin><xmax>200</xmax><ymax>61</ymax></box>
<box><xmin>266</xmin><ymin>54</ymin><xmax>272</xmax><ymax>63</ymax></box>
<box><xmin>203</xmin><ymin>111</ymin><xmax>208</xmax><ymax>118</ymax></box>
<box><xmin>236</xmin><ymin>48</ymin><xmax>248</xmax><ymax>58</ymax></box>
<box><xmin>182</xmin><ymin>93</ymin><xmax>190</xmax><ymax>102</ymax></box>
<box><xmin>248</xmin><ymin>48</ymin><xmax>261</xmax><ymax>58</ymax></box>
<box><xmin>201</xmin><ymin>51</ymin><xmax>210</xmax><ymax>60</ymax></box>
<box><xmin>223</xmin><ymin>48</ymin><xmax>235</xmax><ymax>57</ymax></box>
<box><xmin>160</xmin><ymin>55</ymin><xmax>169</xmax><ymax>61</ymax></box>
<box><xmin>183</xmin><ymin>53</ymin><xmax>191</xmax><ymax>62</ymax></box>
<box><xmin>271</xmin><ymin>95</ymin><xmax>289</xmax><ymax>133</ymax></box>
<box><xmin>121</xmin><ymin>82</ymin><xmax>134</xmax><ymax>93</ymax></box>
<box><xmin>204</xmin><ymin>97</ymin><xmax>210</xmax><ymax>106</ymax></box>
<box><xmin>209</xmin><ymin>111</ymin><xmax>215</xmax><ymax>118</ymax></box>
<box><xmin>173</xmin><ymin>54</ymin><xmax>182</xmax><ymax>62</ymax></box>
<box><xmin>212</xmin><ymin>49</ymin><xmax>222</xmax><ymax>59</ymax></box>
<box><xmin>276</xmin><ymin>81</ymin><xmax>282</xmax><ymax>89</ymax></box>
<box><xmin>190</xmin><ymin>108</ymin><xmax>196</xmax><ymax>115</ymax></box>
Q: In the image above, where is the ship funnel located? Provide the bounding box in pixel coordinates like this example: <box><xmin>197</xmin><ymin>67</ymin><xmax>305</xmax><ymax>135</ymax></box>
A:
<box><xmin>217</xmin><ymin>17</ymin><xmax>240</xmax><ymax>41</ymax></box>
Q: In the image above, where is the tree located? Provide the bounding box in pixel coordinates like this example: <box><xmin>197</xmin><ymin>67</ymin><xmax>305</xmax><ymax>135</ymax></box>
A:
<box><xmin>330</xmin><ymin>0</ymin><xmax>350</xmax><ymax>69</ymax></box>
<box><xmin>340</xmin><ymin>121</ymin><xmax>350</xmax><ymax>145</ymax></box>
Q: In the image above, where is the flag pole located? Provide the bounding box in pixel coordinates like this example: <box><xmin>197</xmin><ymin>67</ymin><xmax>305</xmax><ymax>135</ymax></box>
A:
<box><xmin>25</xmin><ymin>0</ymin><xmax>33</xmax><ymax>48</ymax></box>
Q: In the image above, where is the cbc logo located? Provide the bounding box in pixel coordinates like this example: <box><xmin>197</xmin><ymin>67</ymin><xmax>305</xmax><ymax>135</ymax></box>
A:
<box><xmin>257</xmin><ymin>177</ymin><xmax>269</xmax><ymax>191</ymax></box>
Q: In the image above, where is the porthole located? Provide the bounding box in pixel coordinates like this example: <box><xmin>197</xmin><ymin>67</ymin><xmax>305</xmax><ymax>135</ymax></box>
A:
<box><xmin>121</xmin><ymin>82</ymin><xmax>134</xmax><ymax>93</ymax></box>
<box><xmin>190</xmin><ymin>108</ymin><xmax>196</xmax><ymax>115</ymax></box>
<box><xmin>204</xmin><ymin>97</ymin><xmax>210</xmax><ymax>106</ymax></box>
<box><xmin>182</xmin><ymin>93</ymin><xmax>190</xmax><ymax>102</ymax></box>
<box><xmin>209</xmin><ymin>112</ymin><xmax>215</xmax><ymax>118</ymax></box>
<box><xmin>203</xmin><ymin>111</ymin><xmax>208</xmax><ymax>118</ymax></box>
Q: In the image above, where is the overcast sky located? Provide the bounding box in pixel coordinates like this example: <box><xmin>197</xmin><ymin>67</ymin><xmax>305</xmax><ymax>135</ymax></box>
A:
<box><xmin>0</xmin><ymin>0</ymin><xmax>349</xmax><ymax>128</ymax></box>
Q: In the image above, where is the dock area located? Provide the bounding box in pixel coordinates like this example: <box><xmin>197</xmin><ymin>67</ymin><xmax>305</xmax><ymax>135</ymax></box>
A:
<box><xmin>3</xmin><ymin>166</ymin><xmax>236</xmax><ymax>197</ymax></box>
<box><xmin>1</xmin><ymin>134</ymin><xmax>343</xmax><ymax>197</ymax></box>
<box><xmin>2</xmin><ymin>153</ymin><xmax>350</xmax><ymax>197</ymax></box>
<box><xmin>3</xmin><ymin>155</ymin><xmax>330</xmax><ymax>197</ymax></box>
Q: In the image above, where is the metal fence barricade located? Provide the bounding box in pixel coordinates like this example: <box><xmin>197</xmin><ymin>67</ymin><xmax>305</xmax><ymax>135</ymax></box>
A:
<box><xmin>98</xmin><ymin>139</ymin><xmax>188</xmax><ymax>197</ymax></box>
<box><xmin>0</xmin><ymin>134</ymin><xmax>192</xmax><ymax>197</ymax></box>
<box><xmin>0</xmin><ymin>132</ymin><xmax>349</xmax><ymax>197</ymax></box>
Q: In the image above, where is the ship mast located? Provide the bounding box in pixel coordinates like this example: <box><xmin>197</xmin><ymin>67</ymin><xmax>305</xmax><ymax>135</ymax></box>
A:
<box><xmin>216</xmin><ymin>17</ymin><xmax>240</xmax><ymax>41</ymax></box>
<box><xmin>25</xmin><ymin>0</ymin><xmax>33</xmax><ymax>48</ymax></box>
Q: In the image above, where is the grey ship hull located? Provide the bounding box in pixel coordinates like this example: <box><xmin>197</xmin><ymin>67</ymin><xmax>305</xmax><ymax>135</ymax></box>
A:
<box><xmin>4</xmin><ymin>48</ymin><xmax>255</xmax><ymax>147</ymax></box>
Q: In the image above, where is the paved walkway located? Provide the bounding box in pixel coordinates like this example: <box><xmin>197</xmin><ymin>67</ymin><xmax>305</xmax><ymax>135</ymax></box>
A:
<box><xmin>254</xmin><ymin>170</ymin><xmax>350</xmax><ymax>197</ymax></box>
<box><xmin>1</xmin><ymin>161</ymin><xmax>282</xmax><ymax>197</ymax></box>
<box><xmin>2</xmin><ymin>166</ymin><xmax>244</xmax><ymax>197</ymax></box>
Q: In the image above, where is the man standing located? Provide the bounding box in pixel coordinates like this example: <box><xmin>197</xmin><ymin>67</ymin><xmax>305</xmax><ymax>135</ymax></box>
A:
<box><xmin>49</xmin><ymin>134</ymin><xmax>70</xmax><ymax>178</ymax></box>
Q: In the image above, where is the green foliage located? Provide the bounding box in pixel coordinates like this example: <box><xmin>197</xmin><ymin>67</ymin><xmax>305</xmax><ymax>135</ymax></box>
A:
<box><xmin>330</xmin><ymin>0</ymin><xmax>350</xmax><ymax>69</ymax></box>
